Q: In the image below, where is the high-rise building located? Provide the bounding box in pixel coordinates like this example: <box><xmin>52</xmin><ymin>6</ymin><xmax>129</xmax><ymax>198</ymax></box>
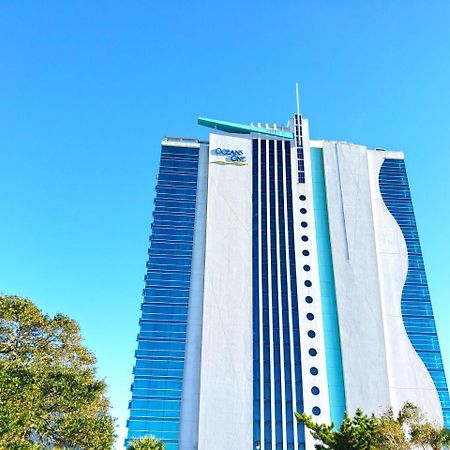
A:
<box><xmin>126</xmin><ymin>110</ymin><xmax>450</xmax><ymax>450</ymax></box>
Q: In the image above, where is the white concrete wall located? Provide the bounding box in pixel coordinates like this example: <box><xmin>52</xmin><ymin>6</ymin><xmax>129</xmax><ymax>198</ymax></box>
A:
<box><xmin>322</xmin><ymin>142</ymin><xmax>391</xmax><ymax>416</ymax></box>
<box><xmin>198</xmin><ymin>133</ymin><xmax>253</xmax><ymax>450</ymax></box>
<box><xmin>368</xmin><ymin>150</ymin><xmax>443</xmax><ymax>425</ymax></box>
<box><xmin>320</xmin><ymin>142</ymin><xmax>442</xmax><ymax>424</ymax></box>
<box><xmin>193</xmin><ymin>131</ymin><xmax>443</xmax><ymax>450</ymax></box>
<box><xmin>179</xmin><ymin>143</ymin><xmax>209</xmax><ymax>450</ymax></box>
<box><xmin>292</xmin><ymin>123</ymin><xmax>331</xmax><ymax>450</ymax></box>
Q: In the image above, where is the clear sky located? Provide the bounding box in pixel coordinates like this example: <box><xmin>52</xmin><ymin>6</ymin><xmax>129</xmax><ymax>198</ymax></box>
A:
<box><xmin>1</xmin><ymin>1</ymin><xmax>450</xmax><ymax>447</ymax></box>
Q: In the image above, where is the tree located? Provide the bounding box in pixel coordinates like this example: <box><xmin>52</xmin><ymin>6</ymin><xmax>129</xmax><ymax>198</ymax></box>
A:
<box><xmin>371</xmin><ymin>404</ymin><xmax>415</xmax><ymax>450</ymax></box>
<box><xmin>295</xmin><ymin>409</ymin><xmax>378</xmax><ymax>450</ymax></box>
<box><xmin>0</xmin><ymin>295</ymin><xmax>115</xmax><ymax>449</ymax></box>
<box><xmin>409</xmin><ymin>423</ymin><xmax>450</xmax><ymax>450</ymax></box>
<box><xmin>295</xmin><ymin>402</ymin><xmax>450</xmax><ymax>450</ymax></box>
<box><xmin>127</xmin><ymin>436</ymin><xmax>166</xmax><ymax>450</ymax></box>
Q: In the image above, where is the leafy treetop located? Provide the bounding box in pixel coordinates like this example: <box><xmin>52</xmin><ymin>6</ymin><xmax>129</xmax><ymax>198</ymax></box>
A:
<box><xmin>296</xmin><ymin>402</ymin><xmax>450</xmax><ymax>450</ymax></box>
<box><xmin>0</xmin><ymin>295</ymin><xmax>115</xmax><ymax>449</ymax></box>
<box><xmin>127</xmin><ymin>436</ymin><xmax>166</xmax><ymax>450</ymax></box>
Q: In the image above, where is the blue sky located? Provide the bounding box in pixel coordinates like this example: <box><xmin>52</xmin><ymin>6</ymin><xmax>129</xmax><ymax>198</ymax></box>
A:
<box><xmin>1</xmin><ymin>0</ymin><xmax>450</xmax><ymax>447</ymax></box>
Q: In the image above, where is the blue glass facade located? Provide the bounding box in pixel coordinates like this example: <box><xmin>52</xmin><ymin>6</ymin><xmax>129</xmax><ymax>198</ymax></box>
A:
<box><xmin>126</xmin><ymin>144</ymin><xmax>200</xmax><ymax>449</ymax></box>
<box><xmin>379</xmin><ymin>158</ymin><xmax>450</xmax><ymax>428</ymax></box>
<box><xmin>252</xmin><ymin>138</ymin><xmax>305</xmax><ymax>450</ymax></box>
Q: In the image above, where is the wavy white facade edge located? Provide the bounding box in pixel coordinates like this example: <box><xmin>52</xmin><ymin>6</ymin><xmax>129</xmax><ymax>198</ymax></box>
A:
<box><xmin>368</xmin><ymin>151</ymin><xmax>443</xmax><ymax>425</ymax></box>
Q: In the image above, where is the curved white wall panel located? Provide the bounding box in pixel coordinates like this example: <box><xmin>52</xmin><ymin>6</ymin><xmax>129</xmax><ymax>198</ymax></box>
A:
<box><xmin>368</xmin><ymin>151</ymin><xmax>443</xmax><ymax>425</ymax></box>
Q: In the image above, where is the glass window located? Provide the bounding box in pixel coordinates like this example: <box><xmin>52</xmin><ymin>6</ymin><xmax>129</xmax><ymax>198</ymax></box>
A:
<box><xmin>161</xmin><ymin>147</ymin><xmax>199</xmax><ymax>160</ymax></box>
<box><xmin>380</xmin><ymin>158</ymin><xmax>450</xmax><ymax>427</ymax></box>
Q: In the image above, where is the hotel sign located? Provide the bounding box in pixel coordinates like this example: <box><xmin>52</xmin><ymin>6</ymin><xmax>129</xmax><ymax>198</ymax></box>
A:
<box><xmin>210</xmin><ymin>148</ymin><xmax>248</xmax><ymax>166</ymax></box>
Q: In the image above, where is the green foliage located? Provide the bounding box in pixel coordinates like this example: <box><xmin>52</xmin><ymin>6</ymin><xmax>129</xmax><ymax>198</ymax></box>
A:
<box><xmin>0</xmin><ymin>295</ymin><xmax>115</xmax><ymax>449</ymax></box>
<box><xmin>295</xmin><ymin>409</ymin><xmax>378</xmax><ymax>450</ymax></box>
<box><xmin>410</xmin><ymin>422</ymin><xmax>450</xmax><ymax>450</ymax></box>
<box><xmin>127</xmin><ymin>436</ymin><xmax>166</xmax><ymax>450</ymax></box>
<box><xmin>371</xmin><ymin>406</ymin><xmax>409</xmax><ymax>450</ymax></box>
<box><xmin>296</xmin><ymin>402</ymin><xmax>450</xmax><ymax>450</ymax></box>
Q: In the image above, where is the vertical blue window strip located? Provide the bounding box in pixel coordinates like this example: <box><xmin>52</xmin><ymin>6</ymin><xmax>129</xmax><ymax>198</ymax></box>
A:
<box><xmin>295</xmin><ymin>114</ymin><xmax>305</xmax><ymax>184</ymax></box>
<box><xmin>260</xmin><ymin>140</ymin><xmax>272</xmax><ymax>446</ymax></box>
<box><xmin>277</xmin><ymin>141</ymin><xmax>295</xmax><ymax>447</ymax></box>
<box><xmin>253</xmin><ymin>139</ymin><xmax>305</xmax><ymax>449</ymax></box>
<box><xmin>126</xmin><ymin>145</ymin><xmax>200</xmax><ymax>450</ymax></box>
<box><xmin>379</xmin><ymin>158</ymin><xmax>450</xmax><ymax>428</ymax></box>
<box><xmin>310</xmin><ymin>148</ymin><xmax>346</xmax><ymax>428</ymax></box>
<box><xmin>284</xmin><ymin>141</ymin><xmax>305</xmax><ymax>448</ymax></box>
<box><xmin>252</xmin><ymin>139</ymin><xmax>261</xmax><ymax>448</ymax></box>
<box><xmin>269</xmin><ymin>140</ymin><xmax>283</xmax><ymax>449</ymax></box>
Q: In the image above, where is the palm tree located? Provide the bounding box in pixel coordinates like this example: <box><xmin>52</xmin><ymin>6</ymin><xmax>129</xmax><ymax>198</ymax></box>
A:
<box><xmin>127</xmin><ymin>436</ymin><xmax>166</xmax><ymax>450</ymax></box>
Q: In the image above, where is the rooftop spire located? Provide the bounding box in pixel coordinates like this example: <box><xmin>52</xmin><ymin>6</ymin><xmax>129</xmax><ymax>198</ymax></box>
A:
<box><xmin>296</xmin><ymin>81</ymin><xmax>301</xmax><ymax>117</ymax></box>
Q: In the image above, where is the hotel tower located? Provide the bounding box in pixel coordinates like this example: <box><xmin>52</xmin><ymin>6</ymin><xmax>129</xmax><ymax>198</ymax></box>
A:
<box><xmin>125</xmin><ymin>106</ymin><xmax>450</xmax><ymax>450</ymax></box>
